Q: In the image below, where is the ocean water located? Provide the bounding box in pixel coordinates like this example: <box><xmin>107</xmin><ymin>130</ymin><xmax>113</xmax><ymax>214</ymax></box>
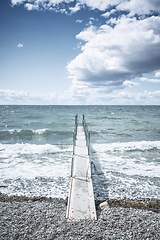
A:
<box><xmin>0</xmin><ymin>105</ymin><xmax>160</xmax><ymax>200</ymax></box>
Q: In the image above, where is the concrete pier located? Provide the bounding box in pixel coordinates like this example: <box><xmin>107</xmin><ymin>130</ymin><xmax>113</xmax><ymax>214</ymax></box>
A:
<box><xmin>66</xmin><ymin>116</ymin><xmax>97</xmax><ymax>220</ymax></box>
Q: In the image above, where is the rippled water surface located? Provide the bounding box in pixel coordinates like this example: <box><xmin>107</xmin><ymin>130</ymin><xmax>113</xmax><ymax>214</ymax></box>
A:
<box><xmin>0</xmin><ymin>105</ymin><xmax>160</xmax><ymax>200</ymax></box>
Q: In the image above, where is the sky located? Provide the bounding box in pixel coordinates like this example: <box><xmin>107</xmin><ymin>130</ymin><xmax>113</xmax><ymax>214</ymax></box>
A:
<box><xmin>0</xmin><ymin>0</ymin><xmax>160</xmax><ymax>105</ymax></box>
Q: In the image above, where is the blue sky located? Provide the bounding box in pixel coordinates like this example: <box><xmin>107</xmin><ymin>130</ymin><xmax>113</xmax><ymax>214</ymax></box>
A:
<box><xmin>0</xmin><ymin>0</ymin><xmax>160</xmax><ymax>105</ymax></box>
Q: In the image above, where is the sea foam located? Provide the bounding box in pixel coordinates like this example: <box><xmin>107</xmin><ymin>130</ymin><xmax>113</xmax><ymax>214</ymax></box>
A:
<box><xmin>93</xmin><ymin>140</ymin><xmax>160</xmax><ymax>153</ymax></box>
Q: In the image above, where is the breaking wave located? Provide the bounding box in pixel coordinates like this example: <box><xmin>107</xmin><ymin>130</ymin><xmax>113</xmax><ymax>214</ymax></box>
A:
<box><xmin>92</xmin><ymin>141</ymin><xmax>160</xmax><ymax>153</ymax></box>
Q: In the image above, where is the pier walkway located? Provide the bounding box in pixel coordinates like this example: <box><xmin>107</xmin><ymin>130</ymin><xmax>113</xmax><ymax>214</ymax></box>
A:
<box><xmin>66</xmin><ymin>115</ymin><xmax>97</xmax><ymax>220</ymax></box>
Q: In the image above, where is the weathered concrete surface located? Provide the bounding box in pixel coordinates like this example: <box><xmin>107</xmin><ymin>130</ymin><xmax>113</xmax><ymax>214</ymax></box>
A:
<box><xmin>66</xmin><ymin>126</ymin><xmax>96</xmax><ymax>220</ymax></box>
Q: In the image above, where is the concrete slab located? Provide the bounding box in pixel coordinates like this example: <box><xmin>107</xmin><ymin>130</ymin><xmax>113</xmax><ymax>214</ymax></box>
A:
<box><xmin>66</xmin><ymin>125</ymin><xmax>96</xmax><ymax>220</ymax></box>
<box><xmin>73</xmin><ymin>155</ymin><xmax>90</xmax><ymax>178</ymax></box>
<box><xmin>74</xmin><ymin>145</ymin><xmax>88</xmax><ymax>156</ymax></box>
<box><xmin>68</xmin><ymin>178</ymin><xmax>90</xmax><ymax>220</ymax></box>
<box><xmin>75</xmin><ymin>139</ymin><xmax>86</xmax><ymax>146</ymax></box>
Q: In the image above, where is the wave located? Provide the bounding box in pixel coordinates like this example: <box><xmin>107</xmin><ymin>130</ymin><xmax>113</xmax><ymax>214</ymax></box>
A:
<box><xmin>92</xmin><ymin>141</ymin><xmax>160</xmax><ymax>153</ymax></box>
<box><xmin>0</xmin><ymin>128</ymin><xmax>73</xmax><ymax>138</ymax></box>
<box><xmin>0</xmin><ymin>143</ymin><xmax>72</xmax><ymax>157</ymax></box>
<box><xmin>0</xmin><ymin>143</ymin><xmax>71</xmax><ymax>199</ymax></box>
<box><xmin>32</xmin><ymin>129</ymin><xmax>50</xmax><ymax>134</ymax></box>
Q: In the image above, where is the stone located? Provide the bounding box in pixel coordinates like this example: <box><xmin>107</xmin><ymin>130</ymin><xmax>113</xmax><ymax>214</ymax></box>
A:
<box><xmin>99</xmin><ymin>201</ymin><xmax>109</xmax><ymax>210</ymax></box>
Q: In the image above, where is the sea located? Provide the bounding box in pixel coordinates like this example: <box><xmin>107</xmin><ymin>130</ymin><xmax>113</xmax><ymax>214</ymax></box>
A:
<box><xmin>0</xmin><ymin>105</ymin><xmax>160</xmax><ymax>201</ymax></box>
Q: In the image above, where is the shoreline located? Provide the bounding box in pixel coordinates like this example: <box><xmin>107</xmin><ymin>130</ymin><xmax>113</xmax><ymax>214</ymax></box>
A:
<box><xmin>0</xmin><ymin>193</ymin><xmax>159</xmax><ymax>213</ymax></box>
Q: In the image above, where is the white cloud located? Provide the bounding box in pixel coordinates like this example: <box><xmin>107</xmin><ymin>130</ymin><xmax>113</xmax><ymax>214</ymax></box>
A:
<box><xmin>140</xmin><ymin>77</ymin><xmax>160</xmax><ymax>83</ymax></box>
<box><xmin>117</xmin><ymin>0</ymin><xmax>160</xmax><ymax>16</ymax></box>
<box><xmin>101</xmin><ymin>9</ymin><xmax>117</xmax><ymax>18</ymax></box>
<box><xmin>0</xmin><ymin>89</ymin><xmax>58</xmax><ymax>105</ymax></box>
<box><xmin>25</xmin><ymin>3</ymin><xmax>39</xmax><ymax>11</ymax></box>
<box><xmin>66</xmin><ymin>82</ymin><xmax>160</xmax><ymax>104</ymax></box>
<box><xmin>11</xmin><ymin>0</ymin><xmax>160</xmax><ymax>15</ymax></box>
<box><xmin>119</xmin><ymin>91</ymin><xmax>134</xmax><ymax>99</ymax></box>
<box><xmin>79</xmin><ymin>0</ymin><xmax>121</xmax><ymax>11</ymax></box>
<box><xmin>76</xmin><ymin>19</ymin><xmax>83</xmax><ymax>23</ymax></box>
<box><xmin>155</xmin><ymin>71</ymin><xmax>160</xmax><ymax>78</ymax></box>
<box><xmin>67</xmin><ymin>16</ymin><xmax>160</xmax><ymax>91</ymax></box>
<box><xmin>146</xmin><ymin>90</ymin><xmax>160</xmax><ymax>98</ymax></box>
<box><xmin>17</xmin><ymin>43</ymin><xmax>23</xmax><ymax>48</ymax></box>
<box><xmin>1</xmin><ymin>88</ymin><xmax>160</xmax><ymax>105</ymax></box>
<box><xmin>69</xmin><ymin>3</ymin><xmax>81</xmax><ymax>13</ymax></box>
<box><xmin>101</xmin><ymin>12</ymin><xmax>110</xmax><ymax>18</ymax></box>
<box><xmin>117</xmin><ymin>90</ymin><xmax>160</xmax><ymax>104</ymax></box>
<box><xmin>0</xmin><ymin>89</ymin><xmax>29</xmax><ymax>102</ymax></box>
<box><xmin>123</xmin><ymin>80</ymin><xmax>140</xmax><ymax>87</ymax></box>
<box><xmin>11</xmin><ymin>0</ymin><xmax>25</xmax><ymax>5</ymax></box>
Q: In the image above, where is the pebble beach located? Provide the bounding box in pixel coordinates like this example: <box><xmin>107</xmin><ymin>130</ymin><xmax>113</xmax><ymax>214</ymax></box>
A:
<box><xmin>0</xmin><ymin>195</ymin><xmax>159</xmax><ymax>240</ymax></box>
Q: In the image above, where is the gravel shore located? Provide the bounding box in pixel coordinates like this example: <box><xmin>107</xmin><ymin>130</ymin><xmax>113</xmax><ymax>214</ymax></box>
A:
<box><xmin>0</xmin><ymin>196</ymin><xmax>159</xmax><ymax>240</ymax></box>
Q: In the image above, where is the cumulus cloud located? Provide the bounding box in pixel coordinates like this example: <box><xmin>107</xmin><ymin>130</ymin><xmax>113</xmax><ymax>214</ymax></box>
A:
<box><xmin>65</xmin><ymin>82</ymin><xmax>160</xmax><ymax>104</ymax></box>
<box><xmin>123</xmin><ymin>80</ymin><xmax>140</xmax><ymax>87</ymax></box>
<box><xmin>1</xmin><ymin>88</ymin><xmax>160</xmax><ymax>105</ymax></box>
<box><xmin>101</xmin><ymin>9</ymin><xmax>117</xmax><ymax>18</ymax></box>
<box><xmin>69</xmin><ymin>3</ymin><xmax>81</xmax><ymax>13</ymax></box>
<box><xmin>155</xmin><ymin>71</ymin><xmax>160</xmax><ymax>78</ymax></box>
<box><xmin>0</xmin><ymin>89</ymin><xmax>58</xmax><ymax>105</ymax></box>
<box><xmin>17</xmin><ymin>43</ymin><xmax>23</xmax><ymax>48</ymax></box>
<box><xmin>117</xmin><ymin>0</ymin><xmax>160</xmax><ymax>16</ymax></box>
<box><xmin>140</xmin><ymin>77</ymin><xmax>160</xmax><ymax>83</ymax></box>
<box><xmin>11</xmin><ymin>0</ymin><xmax>25</xmax><ymax>5</ymax></box>
<box><xmin>119</xmin><ymin>91</ymin><xmax>134</xmax><ymax>99</ymax></box>
<box><xmin>117</xmin><ymin>90</ymin><xmax>160</xmax><ymax>104</ymax></box>
<box><xmin>67</xmin><ymin>16</ymin><xmax>160</xmax><ymax>91</ymax></box>
<box><xmin>146</xmin><ymin>90</ymin><xmax>160</xmax><ymax>98</ymax></box>
<box><xmin>25</xmin><ymin>3</ymin><xmax>39</xmax><ymax>11</ymax></box>
<box><xmin>11</xmin><ymin>0</ymin><xmax>160</xmax><ymax>15</ymax></box>
<box><xmin>0</xmin><ymin>89</ymin><xmax>29</xmax><ymax>102</ymax></box>
<box><xmin>11</xmin><ymin>0</ymin><xmax>78</xmax><ymax>12</ymax></box>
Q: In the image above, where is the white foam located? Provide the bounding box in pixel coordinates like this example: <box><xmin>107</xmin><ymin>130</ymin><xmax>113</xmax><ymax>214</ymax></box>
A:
<box><xmin>0</xmin><ymin>143</ymin><xmax>72</xmax><ymax>156</ymax></box>
<box><xmin>92</xmin><ymin>148</ymin><xmax>160</xmax><ymax>178</ymax></box>
<box><xmin>93</xmin><ymin>140</ymin><xmax>160</xmax><ymax>153</ymax></box>
<box><xmin>0</xmin><ymin>143</ymin><xmax>72</xmax><ymax>198</ymax></box>
<box><xmin>33</xmin><ymin>128</ymin><xmax>49</xmax><ymax>134</ymax></box>
<box><xmin>91</xmin><ymin>141</ymin><xmax>160</xmax><ymax>199</ymax></box>
<box><xmin>0</xmin><ymin>143</ymin><xmax>72</xmax><ymax>180</ymax></box>
<box><xmin>0</xmin><ymin>141</ymin><xmax>159</xmax><ymax>200</ymax></box>
<box><xmin>7</xmin><ymin>128</ymin><xmax>50</xmax><ymax>135</ymax></box>
<box><xmin>8</xmin><ymin>129</ymin><xmax>21</xmax><ymax>134</ymax></box>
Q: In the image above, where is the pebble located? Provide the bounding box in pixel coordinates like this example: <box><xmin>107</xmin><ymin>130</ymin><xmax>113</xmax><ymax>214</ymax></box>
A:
<box><xmin>99</xmin><ymin>201</ymin><xmax>109</xmax><ymax>211</ymax></box>
<box><xmin>0</xmin><ymin>197</ymin><xmax>159</xmax><ymax>239</ymax></box>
